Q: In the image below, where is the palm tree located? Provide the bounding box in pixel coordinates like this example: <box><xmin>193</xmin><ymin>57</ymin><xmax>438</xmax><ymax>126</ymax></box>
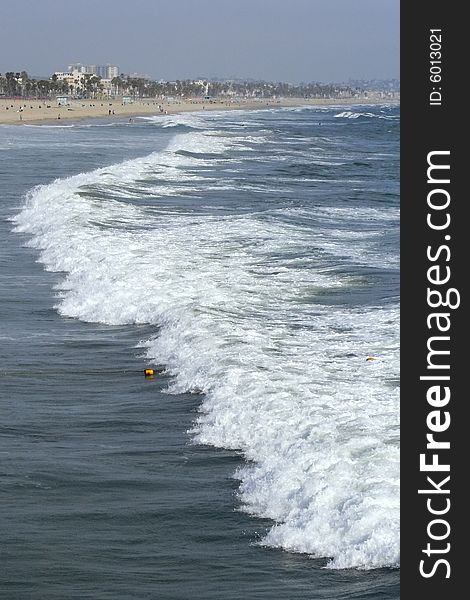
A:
<box><xmin>111</xmin><ymin>76</ymin><xmax>124</xmax><ymax>96</ymax></box>
<box><xmin>88</xmin><ymin>75</ymin><xmax>101</xmax><ymax>98</ymax></box>
<box><xmin>5</xmin><ymin>72</ymin><xmax>18</xmax><ymax>96</ymax></box>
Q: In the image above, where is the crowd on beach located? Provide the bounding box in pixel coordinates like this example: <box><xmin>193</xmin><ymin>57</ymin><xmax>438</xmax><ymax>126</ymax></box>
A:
<box><xmin>0</xmin><ymin>94</ymin><xmax>396</xmax><ymax>126</ymax></box>
<box><xmin>3</xmin><ymin>99</ymin><xmax>163</xmax><ymax>116</ymax></box>
<box><xmin>0</xmin><ymin>96</ymin><xmax>289</xmax><ymax>125</ymax></box>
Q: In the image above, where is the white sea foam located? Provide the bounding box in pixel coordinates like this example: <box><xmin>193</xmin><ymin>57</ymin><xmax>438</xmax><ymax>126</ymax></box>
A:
<box><xmin>13</xmin><ymin>120</ymin><xmax>399</xmax><ymax>569</ymax></box>
<box><xmin>136</xmin><ymin>111</ymin><xmax>209</xmax><ymax>130</ymax></box>
<box><xmin>334</xmin><ymin>110</ymin><xmax>398</xmax><ymax>121</ymax></box>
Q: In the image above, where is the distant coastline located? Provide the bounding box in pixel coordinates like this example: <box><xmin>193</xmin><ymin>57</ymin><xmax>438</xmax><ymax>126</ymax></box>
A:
<box><xmin>0</xmin><ymin>94</ymin><xmax>399</xmax><ymax>125</ymax></box>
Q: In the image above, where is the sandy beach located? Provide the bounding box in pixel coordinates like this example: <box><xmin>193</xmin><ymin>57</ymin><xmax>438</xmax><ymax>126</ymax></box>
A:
<box><xmin>0</xmin><ymin>95</ymin><xmax>397</xmax><ymax>125</ymax></box>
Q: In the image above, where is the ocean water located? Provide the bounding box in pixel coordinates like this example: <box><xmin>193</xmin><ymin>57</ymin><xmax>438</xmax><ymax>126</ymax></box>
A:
<box><xmin>1</xmin><ymin>105</ymin><xmax>400</xmax><ymax>599</ymax></box>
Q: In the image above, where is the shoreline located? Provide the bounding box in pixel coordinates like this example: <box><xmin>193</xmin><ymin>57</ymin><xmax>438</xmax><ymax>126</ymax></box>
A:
<box><xmin>0</xmin><ymin>96</ymin><xmax>399</xmax><ymax>126</ymax></box>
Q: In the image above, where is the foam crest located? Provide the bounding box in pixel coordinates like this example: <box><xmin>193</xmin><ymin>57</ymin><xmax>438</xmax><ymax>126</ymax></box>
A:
<box><xmin>136</xmin><ymin>111</ymin><xmax>208</xmax><ymax>130</ymax></box>
<box><xmin>334</xmin><ymin>110</ymin><xmax>398</xmax><ymax>121</ymax></box>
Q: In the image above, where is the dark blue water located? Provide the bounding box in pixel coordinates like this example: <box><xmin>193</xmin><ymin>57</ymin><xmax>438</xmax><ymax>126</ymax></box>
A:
<box><xmin>1</xmin><ymin>106</ymin><xmax>399</xmax><ymax>599</ymax></box>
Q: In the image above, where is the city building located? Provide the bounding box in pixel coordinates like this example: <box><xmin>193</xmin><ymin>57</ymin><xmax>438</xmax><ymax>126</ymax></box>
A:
<box><xmin>52</xmin><ymin>63</ymin><xmax>121</xmax><ymax>97</ymax></box>
<box><xmin>67</xmin><ymin>63</ymin><xmax>119</xmax><ymax>79</ymax></box>
<box><xmin>53</xmin><ymin>71</ymin><xmax>76</xmax><ymax>85</ymax></box>
<box><xmin>106</xmin><ymin>65</ymin><xmax>119</xmax><ymax>79</ymax></box>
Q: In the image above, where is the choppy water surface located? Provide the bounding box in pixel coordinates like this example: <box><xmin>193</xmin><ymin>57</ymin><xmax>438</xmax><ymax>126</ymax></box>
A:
<box><xmin>1</xmin><ymin>105</ymin><xmax>399</xmax><ymax>599</ymax></box>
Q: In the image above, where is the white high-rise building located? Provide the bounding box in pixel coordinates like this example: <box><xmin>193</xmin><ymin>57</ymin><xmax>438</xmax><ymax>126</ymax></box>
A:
<box><xmin>67</xmin><ymin>63</ymin><xmax>119</xmax><ymax>79</ymax></box>
<box><xmin>107</xmin><ymin>65</ymin><xmax>119</xmax><ymax>79</ymax></box>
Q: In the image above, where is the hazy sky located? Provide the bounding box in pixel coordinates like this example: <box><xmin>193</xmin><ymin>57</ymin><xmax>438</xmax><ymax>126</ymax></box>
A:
<box><xmin>1</xmin><ymin>0</ymin><xmax>399</xmax><ymax>82</ymax></box>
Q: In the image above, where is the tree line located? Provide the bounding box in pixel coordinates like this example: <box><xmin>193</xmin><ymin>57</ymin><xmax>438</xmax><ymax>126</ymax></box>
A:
<box><xmin>0</xmin><ymin>70</ymin><xmax>362</xmax><ymax>100</ymax></box>
<box><xmin>0</xmin><ymin>71</ymin><xmax>103</xmax><ymax>98</ymax></box>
